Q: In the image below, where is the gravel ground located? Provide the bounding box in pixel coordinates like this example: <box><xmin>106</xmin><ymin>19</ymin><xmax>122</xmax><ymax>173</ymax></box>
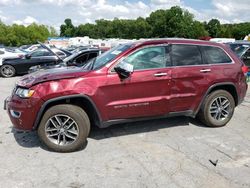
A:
<box><xmin>0</xmin><ymin>77</ymin><xmax>250</xmax><ymax>188</ymax></box>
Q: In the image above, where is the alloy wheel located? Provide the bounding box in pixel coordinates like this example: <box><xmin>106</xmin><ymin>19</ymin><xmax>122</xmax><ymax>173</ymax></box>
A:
<box><xmin>1</xmin><ymin>65</ymin><xmax>15</xmax><ymax>77</ymax></box>
<box><xmin>209</xmin><ymin>96</ymin><xmax>231</xmax><ymax>121</ymax></box>
<box><xmin>45</xmin><ymin>114</ymin><xmax>79</xmax><ymax>146</ymax></box>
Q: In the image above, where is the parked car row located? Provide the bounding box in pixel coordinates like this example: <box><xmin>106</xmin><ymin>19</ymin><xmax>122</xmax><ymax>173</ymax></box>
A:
<box><xmin>227</xmin><ymin>41</ymin><xmax>250</xmax><ymax>71</ymax></box>
<box><xmin>0</xmin><ymin>42</ymin><xmax>101</xmax><ymax>77</ymax></box>
<box><xmin>0</xmin><ymin>48</ymin><xmax>26</xmax><ymax>65</ymax></box>
<box><xmin>29</xmin><ymin>48</ymin><xmax>101</xmax><ymax>73</ymax></box>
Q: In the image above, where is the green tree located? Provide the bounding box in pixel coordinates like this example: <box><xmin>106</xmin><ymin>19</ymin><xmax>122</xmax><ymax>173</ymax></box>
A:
<box><xmin>206</xmin><ymin>19</ymin><xmax>221</xmax><ymax>37</ymax></box>
<box><xmin>0</xmin><ymin>21</ymin><xmax>54</xmax><ymax>46</ymax></box>
<box><xmin>0</xmin><ymin>21</ymin><xmax>8</xmax><ymax>45</ymax></box>
<box><xmin>190</xmin><ymin>21</ymin><xmax>208</xmax><ymax>38</ymax></box>
<box><xmin>49</xmin><ymin>26</ymin><xmax>58</xmax><ymax>37</ymax></box>
<box><xmin>60</xmin><ymin>18</ymin><xmax>75</xmax><ymax>37</ymax></box>
<box><xmin>147</xmin><ymin>9</ymin><xmax>167</xmax><ymax>37</ymax></box>
<box><xmin>95</xmin><ymin>19</ymin><xmax>112</xmax><ymax>38</ymax></box>
<box><xmin>75</xmin><ymin>23</ymin><xmax>97</xmax><ymax>38</ymax></box>
<box><xmin>231</xmin><ymin>23</ymin><xmax>250</xmax><ymax>40</ymax></box>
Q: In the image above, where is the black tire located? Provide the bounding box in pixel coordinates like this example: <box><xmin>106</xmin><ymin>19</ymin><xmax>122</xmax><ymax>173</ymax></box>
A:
<box><xmin>0</xmin><ymin>64</ymin><xmax>16</xmax><ymax>78</ymax></box>
<box><xmin>38</xmin><ymin>104</ymin><xmax>90</xmax><ymax>152</ymax></box>
<box><xmin>198</xmin><ymin>90</ymin><xmax>235</xmax><ymax>127</ymax></box>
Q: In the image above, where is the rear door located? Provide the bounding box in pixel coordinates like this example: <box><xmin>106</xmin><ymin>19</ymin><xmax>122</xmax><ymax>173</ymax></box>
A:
<box><xmin>102</xmin><ymin>45</ymin><xmax>172</xmax><ymax>120</ymax></box>
<box><xmin>170</xmin><ymin>44</ymin><xmax>213</xmax><ymax>112</ymax></box>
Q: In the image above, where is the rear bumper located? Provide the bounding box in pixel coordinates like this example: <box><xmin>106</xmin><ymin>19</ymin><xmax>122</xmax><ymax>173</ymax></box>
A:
<box><xmin>238</xmin><ymin>80</ymin><xmax>248</xmax><ymax>105</ymax></box>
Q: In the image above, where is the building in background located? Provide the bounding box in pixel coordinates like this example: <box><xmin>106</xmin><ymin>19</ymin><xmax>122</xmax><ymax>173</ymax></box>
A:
<box><xmin>209</xmin><ymin>38</ymin><xmax>236</xmax><ymax>43</ymax></box>
<box><xmin>47</xmin><ymin>37</ymin><xmax>70</xmax><ymax>48</ymax></box>
<box><xmin>48</xmin><ymin>36</ymin><xmax>136</xmax><ymax>50</ymax></box>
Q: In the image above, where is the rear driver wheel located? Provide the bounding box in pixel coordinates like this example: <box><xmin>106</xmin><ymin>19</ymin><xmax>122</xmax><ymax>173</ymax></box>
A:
<box><xmin>38</xmin><ymin>104</ymin><xmax>90</xmax><ymax>152</ymax></box>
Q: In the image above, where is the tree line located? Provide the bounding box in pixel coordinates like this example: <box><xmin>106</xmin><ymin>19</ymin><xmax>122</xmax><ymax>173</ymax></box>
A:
<box><xmin>0</xmin><ymin>21</ymin><xmax>57</xmax><ymax>46</ymax></box>
<box><xmin>0</xmin><ymin>6</ymin><xmax>249</xmax><ymax>47</ymax></box>
<box><xmin>61</xmin><ymin>6</ymin><xmax>250</xmax><ymax>40</ymax></box>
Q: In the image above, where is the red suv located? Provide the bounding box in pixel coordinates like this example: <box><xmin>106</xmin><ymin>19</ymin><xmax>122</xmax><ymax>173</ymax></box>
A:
<box><xmin>4</xmin><ymin>39</ymin><xmax>248</xmax><ymax>152</ymax></box>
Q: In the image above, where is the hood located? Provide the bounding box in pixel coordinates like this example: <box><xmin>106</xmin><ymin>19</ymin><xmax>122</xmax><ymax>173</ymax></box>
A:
<box><xmin>17</xmin><ymin>66</ymin><xmax>90</xmax><ymax>88</ymax></box>
<box><xmin>38</xmin><ymin>41</ymin><xmax>63</xmax><ymax>61</ymax></box>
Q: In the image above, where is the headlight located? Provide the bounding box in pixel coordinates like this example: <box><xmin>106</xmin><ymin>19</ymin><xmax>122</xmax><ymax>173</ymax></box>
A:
<box><xmin>15</xmin><ymin>88</ymin><xmax>35</xmax><ymax>98</ymax></box>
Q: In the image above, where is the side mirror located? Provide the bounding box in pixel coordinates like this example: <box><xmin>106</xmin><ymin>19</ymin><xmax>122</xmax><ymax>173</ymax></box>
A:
<box><xmin>25</xmin><ymin>54</ymin><xmax>31</xmax><ymax>59</ymax></box>
<box><xmin>114</xmin><ymin>61</ymin><xmax>134</xmax><ymax>80</ymax></box>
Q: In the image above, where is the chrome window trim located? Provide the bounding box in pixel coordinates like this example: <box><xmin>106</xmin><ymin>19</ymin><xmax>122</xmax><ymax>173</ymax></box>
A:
<box><xmin>108</xmin><ymin>42</ymin><xmax>235</xmax><ymax>74</ymax></box>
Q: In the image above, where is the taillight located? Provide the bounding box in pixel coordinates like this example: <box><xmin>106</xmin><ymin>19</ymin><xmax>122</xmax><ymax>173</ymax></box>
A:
<box><xmin>242</xmin><ymin>65</ymin><xmax>248</xmax><ymax>74</ymax></box>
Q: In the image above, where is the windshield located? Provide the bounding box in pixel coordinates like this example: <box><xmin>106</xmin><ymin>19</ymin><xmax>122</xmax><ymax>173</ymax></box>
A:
<box><xmin>229</xmin><ymin>44</ymin><xmax>250</xmax><ymax>57</ymax></box>
<box><xmin>91</xmin><ymin>44</ymin><xmax>133</xmax><ymax>70</ymax></box>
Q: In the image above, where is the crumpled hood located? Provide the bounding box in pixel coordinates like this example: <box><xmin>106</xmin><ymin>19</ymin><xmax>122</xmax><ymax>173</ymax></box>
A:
<box><xmin>17</xmin><ymin>66</ymin><xmax>90</xmax><ymax>88</ymax></box>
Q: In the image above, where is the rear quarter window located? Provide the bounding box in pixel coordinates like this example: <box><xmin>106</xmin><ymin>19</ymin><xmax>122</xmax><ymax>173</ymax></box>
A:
<box><xmin>201</xmin><ymin>46</ymin><xmax>232</xmax><ymax>64</ymax></box>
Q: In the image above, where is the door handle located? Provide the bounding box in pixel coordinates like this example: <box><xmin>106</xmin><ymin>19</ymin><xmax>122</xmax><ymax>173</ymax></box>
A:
<box><xmin>154</xmin><ymin>73</ymin><xmax>167</xmax><ymax>77</ymax></box>
<box><xmin>200</xmin><ymin>69</ymin><xmax>211</xmax><ymax>73</ymax></box>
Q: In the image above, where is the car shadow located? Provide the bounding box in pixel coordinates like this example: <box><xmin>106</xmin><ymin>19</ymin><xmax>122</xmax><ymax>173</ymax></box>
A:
<box><xmin>11</xmin><ymin>128</ymin><xmax>88</xmax><ymax>152</ymax></box>
<box><xmin>11</xmin><ymin>116</ymin><xmax>206</xmax><ymax>150</ymax></box>
<box><xmin>12</xmin><ymin>128</ymin><xmax>41</xmax><ymax>148</ymax></box>
<box><xmin>89</xmin><ymin>116</ymin><xmax>206</xmax><ymax>140</ymax></box>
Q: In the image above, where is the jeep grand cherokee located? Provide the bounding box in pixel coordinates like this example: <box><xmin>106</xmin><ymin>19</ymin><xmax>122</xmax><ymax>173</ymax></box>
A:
<box><xmin>4</xmin><ymin>39</ymin><xmax>248</xmax><ymax>152</ymax></box>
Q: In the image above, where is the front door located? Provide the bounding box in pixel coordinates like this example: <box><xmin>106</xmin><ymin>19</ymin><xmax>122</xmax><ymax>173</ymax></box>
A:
<box><xmin>101</xmin><ymin>45</ymin><xmax>172</xmax><ymax>120</ymax></box>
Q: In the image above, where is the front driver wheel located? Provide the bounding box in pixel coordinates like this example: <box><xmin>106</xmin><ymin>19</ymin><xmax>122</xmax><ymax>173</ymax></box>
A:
<box><xmin>38</xmin><ymin>104</ymin><xmax>90</xmax><ymax>152</ymax></box>
<box><xmin>198</xmin><ymin>90</ymin><xmax>235</xmax><ymax>127</ymax></box>
<box><xmin>0</xmin><ymin>65</ymin><xmax>16</xmax><ymax>77</ymax></box>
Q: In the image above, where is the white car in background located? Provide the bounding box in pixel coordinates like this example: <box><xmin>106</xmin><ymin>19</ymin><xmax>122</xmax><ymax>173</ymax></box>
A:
<box><xmin>0</xmin><ymin>48</ymin><xmax>26</xmax><ymax>66</ymax></box>
<box><xmin>19</xmin><ymin>44</ymin><xmax>40</xmax><ymax>53</ymax></box>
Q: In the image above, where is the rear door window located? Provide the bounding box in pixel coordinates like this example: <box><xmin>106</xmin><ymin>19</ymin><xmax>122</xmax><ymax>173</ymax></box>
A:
<box><xmin>200</xmin><ymin>46</ymin><xmax>232</xmax><ymax>64</ymax></box>
<box><xmin>172</xmin><ymin>45</ymin><xmax>202</xmax><ymax>66</ymax></box>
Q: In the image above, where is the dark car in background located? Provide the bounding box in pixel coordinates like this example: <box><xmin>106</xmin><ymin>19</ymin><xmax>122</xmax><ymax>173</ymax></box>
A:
<box><xmin>29</xmin><ymin>48</ymin><xmax>101</xmax><ymax>73</ymax></box>
<box><xmin>228</xmin><ymin>41</ymin><xmax>250</xmax><ymax>71</ymax></box>
<box><xmin>0</xmin><ymin>44</ymin><xmax>71</xmax><ymax>77</ymax></box>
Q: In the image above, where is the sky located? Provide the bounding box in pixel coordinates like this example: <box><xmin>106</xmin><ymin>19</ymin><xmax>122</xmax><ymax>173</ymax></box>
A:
<box><xmin>0</xmin><ymin>0</ymin><xmax>249</xmax><ymax>31</ymax></box>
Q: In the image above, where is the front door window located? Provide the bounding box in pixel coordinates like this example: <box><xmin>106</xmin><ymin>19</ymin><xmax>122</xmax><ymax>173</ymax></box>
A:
<box><xmin>123</xmin><ymin>46</ymin><xmax>170</xmax><ymax>70</ymax></box>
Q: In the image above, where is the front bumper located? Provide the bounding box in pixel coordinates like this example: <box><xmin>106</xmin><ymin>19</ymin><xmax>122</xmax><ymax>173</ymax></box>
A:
<box><xmin>4</xmin><ymin>95</ymin><xmax>43</xmax><ymax>131</ymax></box>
